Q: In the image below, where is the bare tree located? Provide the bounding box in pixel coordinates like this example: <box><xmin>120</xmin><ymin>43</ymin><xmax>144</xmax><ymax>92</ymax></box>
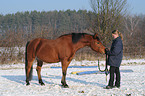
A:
<box><xmin>124</xmin><ymin>15</ymin><xmax>140</xmax><ymax>37</ymax></box>
<box><xmin>90</xmin><ymin>0</ymin><xmax>127</xmax><ymax>45</ymax></box>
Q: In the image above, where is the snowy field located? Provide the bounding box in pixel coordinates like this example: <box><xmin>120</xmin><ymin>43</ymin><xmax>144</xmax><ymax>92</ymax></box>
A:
<box><xmin>0</xmin><ymin>59</ymin><xmax>145</xmax><ymax>96</ymax></box>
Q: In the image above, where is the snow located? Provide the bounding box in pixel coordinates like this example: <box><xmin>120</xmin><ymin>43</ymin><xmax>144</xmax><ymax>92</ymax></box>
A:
<box><xmin>0</xmin><ymin>60</ymin><xmax>145</xmax><ymax>96</ymax></box>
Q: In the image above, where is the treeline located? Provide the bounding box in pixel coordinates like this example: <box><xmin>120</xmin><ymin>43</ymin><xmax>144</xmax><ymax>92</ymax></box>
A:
<box><xmin>0</xmin><ymin>10</ymin><xmax>94</xmax><ymax>45</ymax></box>
<box><xmin>0</xmin><ymin>10</ymin><xmax>145</xmax><ymax>64</ymax></box>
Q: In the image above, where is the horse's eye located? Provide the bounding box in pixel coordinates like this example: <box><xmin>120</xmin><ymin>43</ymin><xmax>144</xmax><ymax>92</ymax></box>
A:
<box><xmin>95</xmin><ymin>42</ymin><xmax>99</xmax><ymax>44</ymax></box>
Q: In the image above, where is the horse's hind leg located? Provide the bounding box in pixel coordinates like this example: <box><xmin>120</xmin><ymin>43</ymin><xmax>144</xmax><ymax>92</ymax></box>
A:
<box><xmin>36</xmin><ymin>59</ymin><xmax>45</xmax><ymax>85</ymax></box>
<box><xmin>26</xmin><ymin>59</ymin><xmax>34</xmax><ymax>86</ymax></box>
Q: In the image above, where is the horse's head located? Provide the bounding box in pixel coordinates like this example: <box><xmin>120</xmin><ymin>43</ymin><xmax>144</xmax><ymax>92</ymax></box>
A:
<box><xmin>90</xmin><ymin>33</ymin><xmax>105</xmax><ymax>54</ymax></box>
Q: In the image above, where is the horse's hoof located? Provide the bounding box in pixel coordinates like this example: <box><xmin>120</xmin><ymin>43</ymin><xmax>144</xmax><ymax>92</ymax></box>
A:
<box><xmin>39</xmin><ymin>79</ymin><xmax>45</xmax><ymax>86</ymax></box>
<box><xmin>62</xmin><ymin>84</ymin><xmax>69</xmax><ymax>88</ymax></box>
<box><xmin>64</xmin><ymin>85</ymin><xmax>69</xmax><ymax>88</ymax></box>
<box><xmin>26</xmin><ymin>82</ymin><xmax>30</xmax><ymax>86</ymax></box>
<box><xmin>40</xmin><ymin>82</ymin><xmax>45</xmax><ymax>86</ymax></box>
<box><xmin>61</xmin><ymin>81</ymin><xmax>69</xmax><ymax>88</ymax></box>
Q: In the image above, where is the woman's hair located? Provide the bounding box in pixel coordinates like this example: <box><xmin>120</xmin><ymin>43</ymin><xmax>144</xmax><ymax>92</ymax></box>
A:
<box><xmin>112</xmin><ymin>30</ymin><xmax>123</xmax><ymax>40</ymax></box>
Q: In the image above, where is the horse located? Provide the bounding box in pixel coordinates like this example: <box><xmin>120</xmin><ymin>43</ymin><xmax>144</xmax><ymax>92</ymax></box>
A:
<box><xmin>25</xmin><ymin>33</ymin><xmax>105</xmax><ymax>88</ymax></box>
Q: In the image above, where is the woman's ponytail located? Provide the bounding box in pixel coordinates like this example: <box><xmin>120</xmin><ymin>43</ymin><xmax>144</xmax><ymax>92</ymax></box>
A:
<box><xmin>117</xmin><ymin>31</ymin><xmax>123</xmax><ymax>41</ymax></box>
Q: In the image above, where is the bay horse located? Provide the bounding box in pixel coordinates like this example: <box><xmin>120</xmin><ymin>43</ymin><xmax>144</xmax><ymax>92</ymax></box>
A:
<box><xmin>25</xmin><ymin>33</ymin><xmax>105</xmax><ymax>87</ymax></box>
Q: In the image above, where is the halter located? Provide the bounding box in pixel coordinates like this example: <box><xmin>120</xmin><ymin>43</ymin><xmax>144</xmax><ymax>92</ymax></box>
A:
<box><xmin>98</xmin><ymin>54</ymin><xmax>109</xmax><ymax>82</ymax></box>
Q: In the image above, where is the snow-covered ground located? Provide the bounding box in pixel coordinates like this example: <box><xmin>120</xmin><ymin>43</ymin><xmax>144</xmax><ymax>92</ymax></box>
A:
<box><xmin>0</xmin><ymin>59</ymin><xmax>145</xmax><ymax>96</ymax></box>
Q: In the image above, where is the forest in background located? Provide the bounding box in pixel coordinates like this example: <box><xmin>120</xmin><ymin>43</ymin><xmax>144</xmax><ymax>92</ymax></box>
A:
<box><xmin>0</xmin><ymin>9</ymin><xmax>145</xmax><ymax>64</ymax></box>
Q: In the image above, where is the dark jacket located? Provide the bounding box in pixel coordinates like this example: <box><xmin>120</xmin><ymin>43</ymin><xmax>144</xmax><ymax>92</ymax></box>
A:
<box><xmin>106</xmin><ymin>37</ymin><xmax>123</xmax><ymax>67</ymax></box>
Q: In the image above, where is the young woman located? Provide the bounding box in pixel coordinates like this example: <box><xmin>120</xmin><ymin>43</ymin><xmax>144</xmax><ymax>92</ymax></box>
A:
<box><xmin>104</xmin><ymin>30</ymin><xmax>123</xmax><ymax>89</ymax></box>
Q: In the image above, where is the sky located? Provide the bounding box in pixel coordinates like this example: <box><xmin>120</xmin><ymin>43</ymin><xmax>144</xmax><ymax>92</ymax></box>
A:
<box><xmin>0</xmin><ymin>0</ymin><xmax>145</xmax><ymax>15</ymax></box>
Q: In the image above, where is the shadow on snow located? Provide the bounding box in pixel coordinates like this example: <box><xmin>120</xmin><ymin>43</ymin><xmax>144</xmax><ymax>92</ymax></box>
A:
<box><xmin>1</xmin><ymin>75</ymin><xmax>105</xmax><ymax>87</ymax></box>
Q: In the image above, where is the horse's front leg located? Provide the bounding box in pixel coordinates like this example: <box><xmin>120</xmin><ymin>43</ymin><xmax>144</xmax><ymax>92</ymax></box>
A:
<box><xmin>61</xmin><ymin>60</ymin><xmax>70</xmax><ymax>88</ymax></box>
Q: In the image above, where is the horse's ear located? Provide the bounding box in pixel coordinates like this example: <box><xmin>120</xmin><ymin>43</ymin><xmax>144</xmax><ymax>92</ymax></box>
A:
<box><xmin>94</xmin><ymin>33</ymin><xmax>98</xmax><ymax>38</ymax></box>
<box><xmin>93</xmin><ymin>33</ymin><xmax>100</xmax><ymax>41</ymax></box>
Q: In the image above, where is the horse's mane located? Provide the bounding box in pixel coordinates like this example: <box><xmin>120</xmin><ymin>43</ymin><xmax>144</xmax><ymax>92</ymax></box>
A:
<box><xmin>72</xmin><ymin>33</ymin><xmax>88</xmax><ymax>43</ymax></box>
<box><xmin>59</xmin><ymin>33</ymin><xmax>100</xmax><ymax>44</ymax></box>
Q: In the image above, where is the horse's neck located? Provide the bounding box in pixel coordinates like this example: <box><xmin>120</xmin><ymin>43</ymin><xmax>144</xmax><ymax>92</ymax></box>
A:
<box><xmin>73</xmin><ymin>40</ymin><xmax>90</xmax><ymax>52</ymax></box>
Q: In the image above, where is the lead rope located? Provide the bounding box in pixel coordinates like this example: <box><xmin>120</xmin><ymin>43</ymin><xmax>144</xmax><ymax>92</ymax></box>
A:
<box><xmin>105</xmin><ymin>54</ymin><xmax>109</xmax><ymax>82</ymax></box>
<box><xmin>98</xmin><ymin>54</ymin><xmax>109</xmax><ymax>82</ymax></box>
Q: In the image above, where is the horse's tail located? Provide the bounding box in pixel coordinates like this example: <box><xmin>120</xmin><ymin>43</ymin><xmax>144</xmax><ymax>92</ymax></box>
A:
<box><xmin>25</xmin><ymin>41</ymin><xmax>33</xmax><ymax>81</ymax></box>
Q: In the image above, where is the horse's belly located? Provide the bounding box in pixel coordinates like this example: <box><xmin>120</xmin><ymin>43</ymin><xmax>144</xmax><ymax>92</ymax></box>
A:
<box><xmin>36</xmin><ymin>47</ymin><xmax>59</xmax><ymax>63</ymax></box>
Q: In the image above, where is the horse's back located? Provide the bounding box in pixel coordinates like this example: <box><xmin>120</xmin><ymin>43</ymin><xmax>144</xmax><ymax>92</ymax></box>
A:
<box><xmin>27</xmin><ymin>35</ymin><xmax>73</xmax><ymax>63</ymax></box>
<box><xmin>38</xmin><ymin>37</ymin><xmax>73</xmax><ymax>63</ymax></box>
